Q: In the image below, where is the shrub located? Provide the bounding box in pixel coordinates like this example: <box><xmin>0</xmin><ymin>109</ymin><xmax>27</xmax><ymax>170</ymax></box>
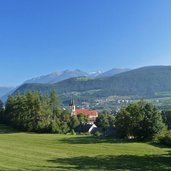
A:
<box><xmin>94</xmin><ymin>131</ymin><xmax>102</xmax><ymax>137</ymax></box>
<box><xmin>70</xmin><ymin>129</ymin><xmax>76</xmax><ymax>135</ymax></box>
<box><xmin>156</xmin><ymin>130</ymin><xmax>171</xmax><ymax>146</ymax></box>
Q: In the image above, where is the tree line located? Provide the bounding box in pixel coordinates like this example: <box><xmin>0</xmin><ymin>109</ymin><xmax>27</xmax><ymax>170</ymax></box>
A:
<box><xmin>0</xmin><ymin>91</ymin><xmax>87</xmax><ymax>133</ymax></box>
<box><xmin>0</xmin><ymin>91</ymin><xmax>171</xmax><ymax>144</ymax></box>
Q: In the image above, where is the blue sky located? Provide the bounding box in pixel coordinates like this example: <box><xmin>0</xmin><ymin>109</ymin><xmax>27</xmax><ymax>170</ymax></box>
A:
<box><xmin>0</xmin><ymin>0</ymin><xmax>171</xmax><ymax>86</ymax></box>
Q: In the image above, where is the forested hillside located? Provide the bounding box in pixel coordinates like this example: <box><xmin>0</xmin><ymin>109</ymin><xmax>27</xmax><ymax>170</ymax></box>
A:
<box><xmin>14</xmin><ymin>66</ymin><xmax>171</xmax><ymax>100</ymax></box>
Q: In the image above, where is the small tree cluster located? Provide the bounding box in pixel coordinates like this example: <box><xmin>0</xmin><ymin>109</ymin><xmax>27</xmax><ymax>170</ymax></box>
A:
<box><xmin>115</xmin><ymin>101</ymin><xmax>167</xmax><ymax>140</ymax></box>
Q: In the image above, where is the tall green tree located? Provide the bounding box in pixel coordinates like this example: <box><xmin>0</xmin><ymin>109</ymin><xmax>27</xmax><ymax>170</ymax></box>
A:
<box><xmin>162</xmin><ymin>110</ymin><xmax>171</xmax><ymax>129</ymax></box>
<box><xmin>0</xmin><ymin>100</ymin><xmax>3</xmax><ymax>112</ymax></box>
<box><xmin>70</xmin><ymin>116</ymin><xmax>80</xmax><ymax>130</ymax></box>
<box><xmin>0</xmin><ymin>100</ymin><xmax>4</xmax><ymax>122</ymax></box>
<box><xmin>49</xmin><ymin>90</ymin><xmax>61</xmax><ymax>115</ymax></box>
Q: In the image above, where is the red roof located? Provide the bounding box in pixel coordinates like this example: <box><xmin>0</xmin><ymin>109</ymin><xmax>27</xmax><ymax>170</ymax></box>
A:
<box><xmin>75</xmin><ymin>109</ymin><xmax>98</xmax><ymax>117</ymax></box>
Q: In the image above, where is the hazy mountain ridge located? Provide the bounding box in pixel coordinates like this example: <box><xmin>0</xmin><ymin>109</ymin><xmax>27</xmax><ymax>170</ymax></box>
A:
<box><xmin>0</xmin><ymin>68</ymin><xmax>131</xmax><ymax>102</ymax></box>
<box><xmin>24</xmin><ymin>69</ymin><xmax>89</xmax><ymax>84</ymax></box>
<box><xmin>24</xmin><ymin>68</ymin><xmax>130</xmax><ymax>84</ymax></box>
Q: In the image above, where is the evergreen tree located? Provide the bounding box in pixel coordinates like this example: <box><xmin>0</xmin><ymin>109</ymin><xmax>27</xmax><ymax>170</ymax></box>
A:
<box><xmin>49</xmin><ymin>90</ymin><xmax>61</xmax><ymax>116</ymax></box>
<box><xmin>0</xmin><ymin>100</ymin><xmax>3</xmax><ymax>112</ymax></box>
<box><xmin>0</xmin><ymin>100</ymin><xmax>4</xmax><ymax>122</ymax></box>
<box><xmin>51</xmin><ymin>118</ymin><xmax>61</xmax><ymax>133</ymax></box>
<box><xmin>60</xmin><ymin>121</ymin><xmax>70</xmax><ymax>134</ymax></box>
<box><xmin>70</xmin><ymin>116</ymin><xmax>80</xmax><ymax>130</ymax></box>
<box><xmin>162</xmin><ymin>110</ymin><xmax>171</xmax><ymax>129</ymax></box>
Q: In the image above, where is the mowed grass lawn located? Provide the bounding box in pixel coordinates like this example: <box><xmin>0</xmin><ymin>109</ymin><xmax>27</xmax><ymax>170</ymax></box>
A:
<box><xmin>0</xmin><ymin>124</ymin><xmax>170</xmax><ymax>171</ymax></box>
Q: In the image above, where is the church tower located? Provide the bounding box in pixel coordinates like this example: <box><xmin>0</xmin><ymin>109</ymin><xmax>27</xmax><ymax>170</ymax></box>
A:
<box><xmin>69</xmin><ymin>96</ymin><xmax>76</xmax><ymax>116</ymax></box>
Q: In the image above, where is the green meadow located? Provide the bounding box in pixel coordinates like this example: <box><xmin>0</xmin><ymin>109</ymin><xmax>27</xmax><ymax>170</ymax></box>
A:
<box><xmin>0</xmin><ymin>124</ymin><xmax>170</xmax><ymax>171</ymax></box>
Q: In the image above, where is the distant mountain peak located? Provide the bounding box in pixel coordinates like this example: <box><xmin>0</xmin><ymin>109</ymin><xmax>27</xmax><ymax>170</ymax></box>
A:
<box><xmin>24</xmin><ymin>69</ymin><xmax>89</xmax><ymax>84</ymax></box>
<box><xmin>88</xmin><ymin>70</ymin><xmax>104</xmax><ymax>78</ymax></box>
<box><xmin>97</xmin><ymin>68</ymin><xmax>131</xmax><ymax>78</ymax></box>
<box><xmin>89</xmin><ymin>70</ymin><xmax>103</xmax><ymax>74</ymax></box>
<box><xmin>24</xmin><ymin>68</ymin><xmax>132</xmax><ymax>84</ymax></box>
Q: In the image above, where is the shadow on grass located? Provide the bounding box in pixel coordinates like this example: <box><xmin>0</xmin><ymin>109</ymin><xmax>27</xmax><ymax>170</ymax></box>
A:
<box><xmin>47</xmin><ymin>153</ymin><xmax>171</xmax><ymax>171</ymax></box>
<box><xmin>149</xmin><ymin>142</ymin><xmax>171</xmax><ymax>149</ymax></box>
<box><xmin>59</xmin><ymin>136</ymin><xmax>132</xmax><ymax>144</ymax></box>
<box><xmin>0</xmin><ymin>124</ymin><xmax>19</xmax><ymax>134</ymax></box>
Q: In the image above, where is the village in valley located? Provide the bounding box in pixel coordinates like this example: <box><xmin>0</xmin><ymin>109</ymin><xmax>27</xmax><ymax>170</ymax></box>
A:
<box><xmin>0</xmin><ymin>0</ymin><xmax>171</xmax><ymax>170</ymax></box>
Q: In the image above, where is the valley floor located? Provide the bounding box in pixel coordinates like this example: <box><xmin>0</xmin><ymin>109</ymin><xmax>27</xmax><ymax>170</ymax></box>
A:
<box><xmin>0</xmin><ymin>124</ymin><xmax>170</xmax><ymax>171</ymax></box>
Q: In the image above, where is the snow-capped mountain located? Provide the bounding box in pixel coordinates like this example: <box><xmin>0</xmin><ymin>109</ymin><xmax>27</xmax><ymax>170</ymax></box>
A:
<box><xmin>24</xmin><ymin>68</ymin><xmax>131</xmax><ymax>84</ymax></box>
<box><xmin>88</xmin><ymin>70</ymin><xmax>103</xmax><ymax>78</ymax></box>
<box><xmin>97</xmin><ymin>68</ymin><xmax>131</xmax><ymax>78</ymax></box>
<box><xmin>25</xmin><ymin>69</ymin><xmax>89</xmax><ymax>84</ymax></box>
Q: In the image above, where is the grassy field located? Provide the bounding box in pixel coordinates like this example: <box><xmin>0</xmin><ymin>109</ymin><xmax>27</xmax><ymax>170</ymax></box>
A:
<box><xmin>0</xmin><ymin>124</ymin><xmax>170</xmax><ymax>171</ymax></box>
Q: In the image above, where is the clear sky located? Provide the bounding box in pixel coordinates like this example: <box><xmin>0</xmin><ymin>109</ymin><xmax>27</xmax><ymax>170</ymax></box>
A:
<box><xmin>0</xmin><ymin>0</ymin><xmax>171</xmax><ymax>86</ymax></box>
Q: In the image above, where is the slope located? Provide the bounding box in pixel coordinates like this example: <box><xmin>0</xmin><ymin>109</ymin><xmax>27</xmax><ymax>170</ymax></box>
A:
<box><xmin>13</xmin><ymin>66</ymin><xmax>171</xmax><ymax>99</ymax></box>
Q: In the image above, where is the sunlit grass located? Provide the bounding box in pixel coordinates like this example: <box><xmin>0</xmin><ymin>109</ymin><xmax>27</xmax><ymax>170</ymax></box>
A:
<box><xmin>0</xmin><ymin>124</ymin><xmax>170</xmax><ymax>171</ymax></box>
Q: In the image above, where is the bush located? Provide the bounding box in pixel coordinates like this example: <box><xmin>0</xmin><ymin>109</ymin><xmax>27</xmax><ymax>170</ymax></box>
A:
<box><xmin>94</xmin><ymin>131</ymin><xmax>102</xmax><ymax>137</ymax></box>
<box><xmin>70</xmin><ymin>129</ymin><xmax>76</xmax><ymax>135</ymax></box>
<box><xmin>156</xmin><ymin>131</ymin><xmax>171</xmax><ymax>146</ymax></box>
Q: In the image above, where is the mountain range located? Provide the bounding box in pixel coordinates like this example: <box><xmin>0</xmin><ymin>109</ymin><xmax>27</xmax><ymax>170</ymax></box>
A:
<box><xmin>0</xmin><ymin>68</ymin><xmax>130</xmax><ymax>100</ymax></box>
<box><xmin>24</xmin><ymin>68</ymin><xmax>130</xmax><ymax>84</ymax></box>
<box><xmin>3</xmin><ymin>66</ymin><xmax>171</xmax><ymax>106</ymax></box>
<box><xmin>24</xmin><ymin>70</ymin><xmax>89</xmax><ymax>84</ymax></box>
<box><xmin>11</xmin><ymin>66</ymin><xmax>171</xmax><ymax>104</ymax></box>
